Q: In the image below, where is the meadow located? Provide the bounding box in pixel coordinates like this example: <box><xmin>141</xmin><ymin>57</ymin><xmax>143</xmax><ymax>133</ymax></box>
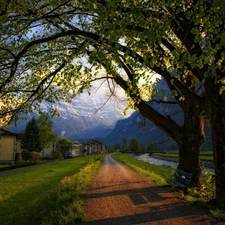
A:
<box><xmin>0</xmin><ymin>155</ymin><xmax>104</xmax><ymax>225</ymax></box>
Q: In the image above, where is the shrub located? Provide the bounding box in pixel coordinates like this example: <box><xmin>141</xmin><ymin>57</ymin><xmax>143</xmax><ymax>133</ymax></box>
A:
<box><xmin>21</xmin><ymin>150</ymin><xmax>31</xmax><ymax>162</ymax></box>
<box><xmin>50</xmin><ymin>150</ymin><xmax>63</xmax><ymax>159</ymax></box>
<box><xmin>188</xmin><ymin>170</ymin><xmax>216</xmax><ymax>202</ymax></box>
<box><xmin>31</xmin><ymin>152</ymin><xmax>39</xmax><ymax>163</ymax></box>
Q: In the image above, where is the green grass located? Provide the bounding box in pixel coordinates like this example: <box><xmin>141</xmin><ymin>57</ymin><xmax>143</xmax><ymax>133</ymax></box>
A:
<box><xmin>112</xmin><ymin>153</ymin><xmax>225</xmax><ymax>222</ymax></box>
<box><xmin>112</xmin><ymin>153</ymin><xmax>175</xmax><ymax>185</ymax></box>
<box><xmin>0</xmin><ymin>164</ymin><xmax>8</xmax><ymax>168</ymax></box>
<box><xmin>0</xmin><ymin>155</ymin><xmax>104</xmax><ymax>225</ymax></box>
<box><xmin>154</xmin><ymin>151</ymin><xmax>213</xmax><ymax>161</ymax></box>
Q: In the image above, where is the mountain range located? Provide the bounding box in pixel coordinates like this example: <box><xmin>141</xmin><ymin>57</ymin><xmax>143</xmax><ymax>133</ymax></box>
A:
<box><xmin>6</xmin><ymin>80</ymin><xmax>212</xmax><ymax>150</ymax></box>
<box><xmin>7</xmin><ymin>88</ymin><xmax>128</xmax><ymax>142</ymax></box>
<box><xmin>104</xmin><ymin>79</ymin><xmax>212</xmax><ymax>150</ymax></box>
<box><xmin>104</xmin><ymin>79</ymin><xmax>181</xmax><ymax>149</ymax></box>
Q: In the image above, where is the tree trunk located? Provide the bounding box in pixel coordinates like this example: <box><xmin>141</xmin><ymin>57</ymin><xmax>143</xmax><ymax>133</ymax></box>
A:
<box><xmin>136</xmin><ymin>98</ymin><xmax>205</xmax><ymax>188</ymax></box>
<box><xmin>177</xmin><ymin>99</ymin><xmax>205</xmax><ymax>188</ymax></box>
<box><xmin>177</xmin><ymin>134</ymin><xmax>203</xmax><ymax>188</ymax></box>
<box><xmin>205</xmin><ymin>93</ymin><xmax>225</xmax><ymax>209</ymax></box>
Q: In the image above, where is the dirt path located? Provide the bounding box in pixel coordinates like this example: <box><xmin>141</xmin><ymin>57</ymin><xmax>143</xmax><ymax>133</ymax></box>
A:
<box><xmin>84</xmin><ymin>154</ymin><xmax>224</xmax><ymax>225</ymax></box>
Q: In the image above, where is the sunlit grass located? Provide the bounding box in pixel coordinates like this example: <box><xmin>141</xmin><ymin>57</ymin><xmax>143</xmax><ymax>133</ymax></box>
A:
<box><xmin>0</xmin><ymin>155</ymin><xmax>104</xmax><ymax>225</ymax></box>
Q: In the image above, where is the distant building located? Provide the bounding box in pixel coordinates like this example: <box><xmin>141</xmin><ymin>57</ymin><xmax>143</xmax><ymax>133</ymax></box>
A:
<box><xmin>71</xmin><ymin>140</ymin><xmax>82</xmax><ymax>157</ymax></box>
<box><xmin>63</xmin><ymin>140</ymin><xmax>82</xmax><ymax>158</ymax></box>
<box><xmin>83</xmin><ymin>139</ymin><xmax>108</xmax><ymax>155</ymax></box>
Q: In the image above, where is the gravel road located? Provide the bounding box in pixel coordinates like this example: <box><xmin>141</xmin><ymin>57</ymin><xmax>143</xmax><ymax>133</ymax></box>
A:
<box><xmin>84</xmin><ymin>154</ymin><xmax>224</xmax><ymax>225</ymax></box>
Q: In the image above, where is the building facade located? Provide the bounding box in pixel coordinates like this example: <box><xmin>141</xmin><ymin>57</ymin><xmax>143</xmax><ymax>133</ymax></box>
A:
<box><xmin>83</xmin><ymin>139</ymin><xmax>108</xmax><ymax>155</ymax></box>
<box><xmin>0</xmin><ymin>129</ymin><xmax>23</xmax><ymax>163</ymax></box>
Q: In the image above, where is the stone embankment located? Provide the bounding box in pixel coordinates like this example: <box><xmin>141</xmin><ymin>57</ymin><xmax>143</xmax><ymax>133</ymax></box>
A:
<box><xmin>152</xmin><ymin>155</ymin><xmax>214</xmax><ymax>169</ymax></box>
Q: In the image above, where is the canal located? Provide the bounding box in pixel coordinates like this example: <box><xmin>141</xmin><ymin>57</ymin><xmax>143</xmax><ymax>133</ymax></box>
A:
<box><xmin>134</xmin><ymin>153</ymin><xmax>214</xmax><ymax>173</ymax></box>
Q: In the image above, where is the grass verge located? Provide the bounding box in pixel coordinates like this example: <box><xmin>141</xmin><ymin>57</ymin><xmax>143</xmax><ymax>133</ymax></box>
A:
<box><xmin>112</xmin><ymin>153</ymin><xmax>174</xmax><ymax>185</ymax></box>
<box><xmin>112</xmin><ymin>153</ymin><xmax>225</xmax><ymax>221</ymax></box>
<box><xmin>153</xmin><ymin>151</ymin><xmax>213</xmax><ymax>161</ymax></box>
<box><xmin>0</xmin><ymin>155</ymin><xmax>104</xmax><ymax>225</ymax></box>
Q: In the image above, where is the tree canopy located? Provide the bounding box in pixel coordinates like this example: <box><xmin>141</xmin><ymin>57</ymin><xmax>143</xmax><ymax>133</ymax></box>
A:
<box><xmin>56</xmin><ymin>138</ymin><xmax>74</xmax><ymax>154</ymax></box>
<box><xmin>1</xmin><ymin>0</ymin><xmax>223</xmax><ymax>120</ymax></box>
<box><xmin>36</xmin><ymin>112</ymin><xmax>57</xmax><ymax>151</ymax></box>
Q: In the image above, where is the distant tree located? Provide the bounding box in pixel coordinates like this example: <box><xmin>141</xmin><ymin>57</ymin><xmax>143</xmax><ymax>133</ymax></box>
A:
<box><xmin>122</xmin><ymin>145</ymin><xmax>128</xmax><ymax>153</ymax></box>
<box><xmin>147</xmin><ymin>142</ymin><xmax>158</xmax><ymax>155</ymax></box>
<box><xmin>129</xmin><ymin>138</ymin><xmax>140</xmax><ymax>156</ymax></box>
<box><xmin>36</xmin><ymin>113</ymin><xmax>57</xmax><ymax>151</ymax></box>
<box><xmin>21</xmin><ymin>118</ymin><xmax>42</xmax><ymax>153</ymax></box>
<box><xmin>140</xmin><ymin>144</ymin><xmax>146</xmax><ymax>154</ymax></box>
<box><xmin>114</xmin><ymin>143</ymin><xmax>121</xmax><ymax>152</ymax></box>
<box><xmin>56</xmin><ymin>138</ymin><xmax>74</xmax><ymax>155</ymax></box>
<box><xmin>121</xmin><ymin>138</ymin><xmax>128</xmax><ymax>153</ymax></box>
<box><xmin>108</xmin><ymin>147</ymin><xmax>115</xmax><ymax>153</ymax></box>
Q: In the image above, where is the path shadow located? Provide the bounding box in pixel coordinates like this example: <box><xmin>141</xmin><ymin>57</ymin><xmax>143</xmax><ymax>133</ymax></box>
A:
<box><xmin>85</xmin><ymin>185</ymin><xmax>222</xmax><ymax>225</ymax></box>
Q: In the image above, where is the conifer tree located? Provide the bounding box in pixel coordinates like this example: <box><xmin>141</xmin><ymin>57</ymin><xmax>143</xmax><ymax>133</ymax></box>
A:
<box><xmin>21</xmin><ymin>118</ymin><xmax>42</xmax><ymax>153</ymax></box>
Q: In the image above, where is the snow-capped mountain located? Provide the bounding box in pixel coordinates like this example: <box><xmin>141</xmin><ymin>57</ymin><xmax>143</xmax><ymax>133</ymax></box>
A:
<box><xmin>50</xmin><ymin>91</ymin><xmax>127</xmax><ymax>141</ymax></box>
<box><xmin>8</xmin><ymin>87</ymin><xmax>129</xmax><ymax>142</ymax></box>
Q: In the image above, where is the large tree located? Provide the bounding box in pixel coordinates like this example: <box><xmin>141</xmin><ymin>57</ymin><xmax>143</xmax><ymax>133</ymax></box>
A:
<box><xmin>0</xmin><ymin>0</ymin><xmax>204</xmax><ymax>187</ymax></box>
<box><xmin>0</xmin><ymin>1</ymin><xmax>225</xmax><ymax>208</ymax></box>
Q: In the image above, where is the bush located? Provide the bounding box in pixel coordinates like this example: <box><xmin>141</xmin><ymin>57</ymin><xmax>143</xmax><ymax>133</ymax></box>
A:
<box><xmin>188</xmin><ymin>170</ymin><xmax>216</xmax><ymax>202</ymax></box>
<box><xmin>31</xmin><ymin>152</ymin><xmax>39</xmax><ymax>163</ymax></box>
<box><xmin>21</xmin><ymin>150</ymin><xmax>31</xmax><ymax>162</ymax></box>
<box><xmin>50</xmin><ymin>150</ymin><xmax>63</xmax><ymax>159</ymax></box>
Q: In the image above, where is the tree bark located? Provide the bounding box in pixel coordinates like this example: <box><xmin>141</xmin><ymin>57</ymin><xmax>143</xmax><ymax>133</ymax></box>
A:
<box><xmin>205</xmin><ymin>87</ymin><xmax>225</xmax><ymax>209</ymax></box>
<box><xmin>177</xmin><ymin>99</ymin><xmax>205</xmax><ymax>187</ymax></box>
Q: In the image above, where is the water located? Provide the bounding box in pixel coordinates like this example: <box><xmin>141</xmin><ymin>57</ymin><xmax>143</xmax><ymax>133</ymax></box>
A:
<box><xmin>134</xmin><ymin>153</ymin><xmax>214</xmax><ymax>173</ymax></box>
<box><xmin>134</xmin><ymin>154</ymin><xmax>178</xmax><ymax>169</ymax></box>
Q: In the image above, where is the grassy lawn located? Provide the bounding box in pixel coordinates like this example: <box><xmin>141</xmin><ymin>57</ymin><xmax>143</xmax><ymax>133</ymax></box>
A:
<box><xmin>112</xmin><ymin>153</ymin><xmax>224</xmax><ymax>222</ymax></box>
<box><xmin>0</xmin><ymin>164</ymin><xmax>7</xmax><ymax>168</ymax></box>
<box><xmin>0</xmin><ymin>155</ymin><xmax>104</xmax><ymax>225</ymax></box>
<box><xmin>154</xmin><ymin>151</ymin><xmax>213</xmax><ymax>161</ymax></box>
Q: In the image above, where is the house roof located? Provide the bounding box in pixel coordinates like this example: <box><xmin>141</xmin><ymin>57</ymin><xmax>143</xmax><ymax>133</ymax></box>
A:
<box><xmin>87</xmin><ymin>139</ymin><xmax>105</xmax><ymax>145</ymax></box>
<box><xmin>0</xmin><ymin>129</ymin><xmax>24</xmax><ymax>139</ymax></box>
<box><xmin>0</xmin><ymin>128</ymin><xmax>16</xmax><ymax>136</ymax></box>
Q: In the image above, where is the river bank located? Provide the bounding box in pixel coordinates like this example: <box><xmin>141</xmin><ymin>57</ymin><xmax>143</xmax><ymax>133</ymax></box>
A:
<box><xmin>134</xmin><ymin>153</ymin><xmax>214</xmax><ymax>172</ymax></box>
<box><xmin>152</xmin><ymin>154</ymin><xmax>214</xmax><ymax>169</ymax></box>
